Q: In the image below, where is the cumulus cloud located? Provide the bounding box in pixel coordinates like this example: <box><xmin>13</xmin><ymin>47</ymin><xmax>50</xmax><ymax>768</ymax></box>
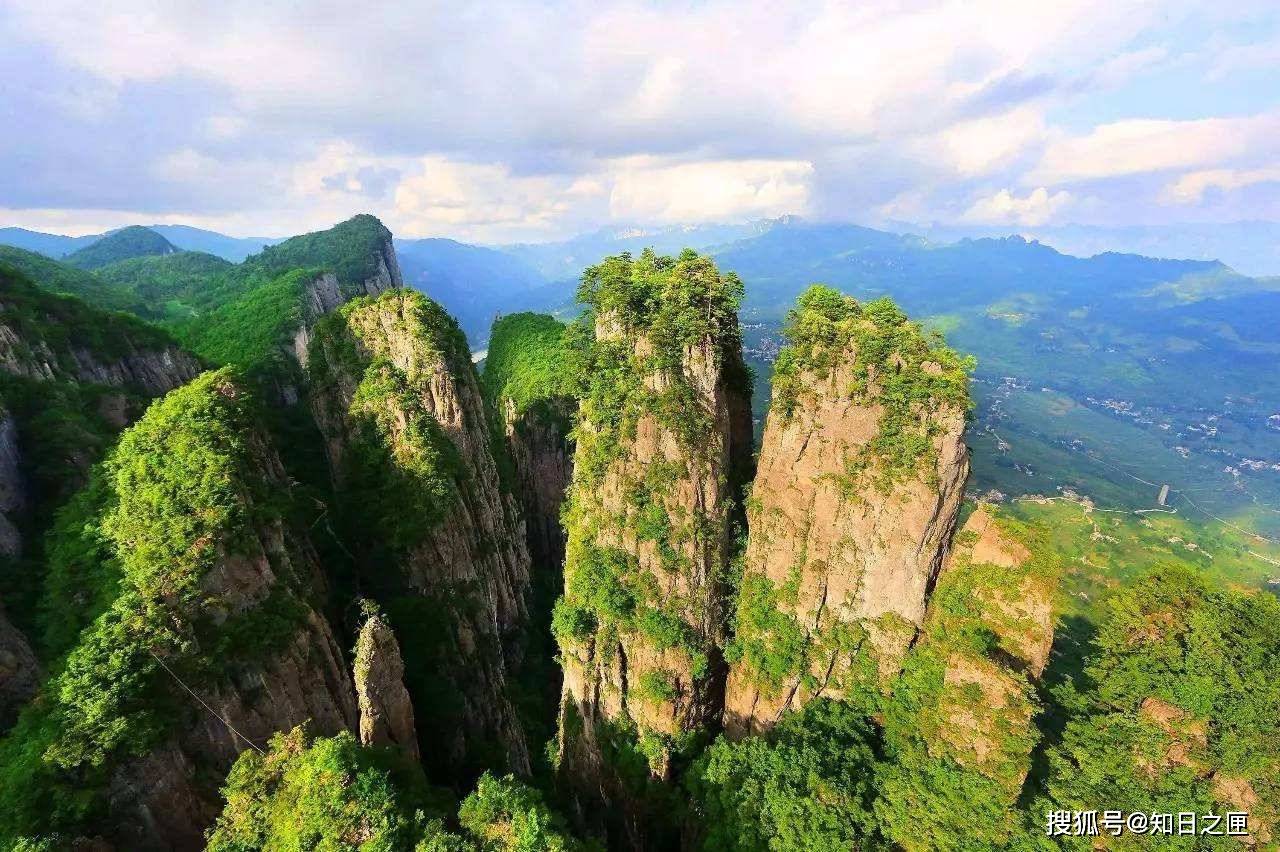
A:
<box><xmin>963</xmin><ymin>187</ymin><xmax>1075</xmax><ymax>227</ymax></box>
<box><xmin>1162</xmin><ymin>166</ymin><xmax>1280</xmax><ymax>205</ymax></box>
<box><xmin>608</xmin><ymin>158</ymin><xmax>813</xmax><ymax>223</ymax></box>
<box><xmin>1028</xmin><ymin>112</ymin><xmax>1280</xmax><ymax>185</ymax></box>
<box><xmin>0</xmin><ymin>0</ymin><xmax>1277</xmax><ymax>237</ymax></box>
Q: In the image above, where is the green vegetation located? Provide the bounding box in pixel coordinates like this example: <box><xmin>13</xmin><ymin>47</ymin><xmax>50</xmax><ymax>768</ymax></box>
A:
<box><xmin>695</xmin><ymin>499</ymin><xmax>1280</xmax><ymax>851</ymax></box>
<box><xmin>4</xmin><ymin>217</ymin><xmax>1279</xmax><ymax>851</ymax></box>
<box><xmin>307</xmin><ymin>290</ymin><xmax>525</xmax><ymax>782</ymax></box>
<box><xmin>177</xmin><ymin>267</ymin><xmax>319</xmax><ymax>372</ymax></box>
<box><xmin>244</xmin><ymin>213</ymin><xmax>392</xmax><ymax>286</ymax></box>
<box><xmin>724</xmin><ymin>572</ymin><xmax>810</xmax><ymax>696</ymax></box>
<box><xmin>0</xmin><ymin>262</ymin><xmax>187</xmax><ymax>633</ymax></box>
<box><xmin>552</xmin><ymin>249</ymin><xmax>751</xmax><ymax>841</ymax></box>
<box><xmin>1039</xmin><ymin>565</ymin><xmax>1280</xmax><ymax>849</ymax></box>
<box><xmin>310</xmin><ymin>291</ymin><xmax>473</xmax><ymax>558</ymax></box>
<box><xmin>207</xmin><ymin>727</ymin><xmax>460</xmax><ymax>852</ymax></box>
<box><xmin>94</xmin><ymin>250</ymin><xmax>232</xmax><ymax>322</ymax></box>
<box><xmin>8</xmin><ymin>215</ymin><xmax>396</xmax><ymax>383</ymax></box>
<box><xmin>63</xmin><ymin>226</ymin><xmax>176</xmax><ymax>270</ymax></box>
<box><xmin>0</xmin><ymin>261</ymin><xmax>178</xmax><ymax>359</ymax></box>
<box><xmin>0</xmin><ymin>246</ymin><xmax>145</xmax><ymax>315</ymax></box>
<box><xmin>482</xmin><ymin>312</ymin><xmax>577</xmax><ymax>778</ymax></box>
<box><xmin>0</xmin><ymin>370</ymin><xmax>313</xmax><ymax>842</ymax></box>
<box><xmin>459</xmin><ymin>772</ymin><xmax>597</xmax><ymax>851</ymax></box>
<box><xmin>482</xmin><ymin>312</ymin><xmax>571</xmax><ymax>422</ymax></box>
<box><xmin>687</xmin><ymin>699</ymin><xmax>880</xmax><ymax>851</ymax></box>
<box><xmin>560</xmin><ymin>246</ymin><xmax>747</xmax><ymax>602</ymax></box>
<box><xmin>207</xmin><ymin>727</ymin><xmax>591</xmax><ymax>852</ymax></box>
<box><xmin>873</xmin><ymin>511</ymin><xmax>1057</xmax><ymax>850</ymax></box>
<box><xmin>770</xmin><ymin>285</ymin><xmax>973</xmax><ymax>490</ymax></box>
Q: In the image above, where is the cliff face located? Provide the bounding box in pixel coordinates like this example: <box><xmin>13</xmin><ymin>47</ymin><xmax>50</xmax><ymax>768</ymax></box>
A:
<box><xmin>502</xmin><ymin>397</ymin><xmax>574</xmax><ymax>575</ymax></box>
<box><xmin>0</xmin><ymin>264</ymin><xmax>204</xmax><ymax>629</ymax></box>
<box><xmin>0</xmin><ymin>601</ymin><xmax>37</xmax><ymax>731</ymax></box>
<box><xmin>725</xmin><ymin>287</ymin><xmax>971</xmax><ymax>737</ymax></box>
<box><xmin>308</xmin><ymin>289</ymin><xmax>532</xmax><ymax>779</ymax></box>
<box><xmin>876</xmin><ymin>505</ymin><xmax>1057</xmax><ymax>849</ymax></box>
<box><xmin>553</xmin><ymin>251</ymin><xmax>752</xmax><ymax>846</ymax></box>
<box><xmin>291</xmin><ymin>266</ymin><xmax>399</xmax><ymax>369</ymax></box>
<box><xmin>0</xmin><ymin>314</ymin><xmax>199</xmax><ymax>396</ymax></box>
<box><xmin>481</xmin><ymin>313</ymin><xmax>576</xmax><ymax>576</ymax></box>
<box><xmin>354</xmin><ymin>609</ymin><xmax>420</xmax><ymax>760</ymax></box>
<box><xmin>0</xmin><ymin>409</ymin><xmax>24</xmax><ymax>557</ymax></box>
<box><xmin>0</xmin><ymin>371</ymin><xmax>359</xmax><ymax>850</ymax></box>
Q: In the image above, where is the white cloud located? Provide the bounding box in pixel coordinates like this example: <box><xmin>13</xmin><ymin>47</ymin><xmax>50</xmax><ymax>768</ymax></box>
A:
<box><xmin>389</xmin><ymin>155</ymin><xmax>812</xmax><ymax>241</ymax></box>
<box><xmin>1029</xmin><ymin>112</ymin><xmax>1280</xmax><ymax>184</ymax></box>
<box><xmin>1162</xmin><ymin>165</ymin><xmax>1280</xmax><ymax>204</ymax></box>
<box><xmin>4</xmin><ymin>0</ymin><xmax>1167</xmax><ymax>152</ymax></box>
<box><xmin>932</xmin><ymin>108</ymin><xmax>1048</xmax><ymax>177</ymax></box>
<box><xmin>1089</xmin><ymin>45</ymin><xmax>1170</xmax><ymax>88</ymax></box>
<box><xmin>608</xmin><ymin>158</ymin><xmax>812</xmax><ymax>223</ymax></box>
<box><xmin>391</xmin><ymin>157</ymin><xmax>597</xmax><ymax>242</ymax></box>
<box><xmin>1207</xmin><ymin>36</ymin><xmax>1280</xmax><ymax>81</ymax></box>
<box><xmin>963</xmin><ymin>187</ymin><xmax>1074</xmax><ymax>226</ymax></box>
<box><xmin>2</xmin><ymin>0</ymin><xmax>1278</xmax><ymax>234</ymax></box>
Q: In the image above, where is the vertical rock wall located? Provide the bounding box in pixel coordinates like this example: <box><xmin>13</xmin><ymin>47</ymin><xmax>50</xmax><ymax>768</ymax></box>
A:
<box><xmin>308</xmin><ymin>289</ymin><xmax>532</xmax><ymax>779</ymax></box>
<box><xmin>553</xmin><ymin>251</ymin><xmax>753</xmax><ymax>847</ymax></box>
<box><xmin>725</xmin><ymin>287</ymin><xmax>972</xmax><ymax>737</ymax></box>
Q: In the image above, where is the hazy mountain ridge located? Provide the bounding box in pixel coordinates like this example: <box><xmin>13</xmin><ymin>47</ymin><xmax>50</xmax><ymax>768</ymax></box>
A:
<box><xmin>0</xmin><ymin>224</ymin><xmax>282</xmax><ymax>263</ymax></box>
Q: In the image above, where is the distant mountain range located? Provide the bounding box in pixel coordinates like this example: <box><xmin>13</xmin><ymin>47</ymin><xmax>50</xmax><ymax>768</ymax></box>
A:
<box><xmin>894</xmin><ymin>219</ymin><xmax>1280</xmax><ymax>278</ymax></box>
<box><xmin>0</xmin><ymin>224</ymin><xmax>281</xmax><ymax>263</ymax></box>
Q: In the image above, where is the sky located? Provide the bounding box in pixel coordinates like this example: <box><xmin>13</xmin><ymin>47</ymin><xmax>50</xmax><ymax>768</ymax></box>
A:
<box><xmin>1</xmin><ymin>0</ymin><xmax>1278</xmax><ymax>242</ymax></box>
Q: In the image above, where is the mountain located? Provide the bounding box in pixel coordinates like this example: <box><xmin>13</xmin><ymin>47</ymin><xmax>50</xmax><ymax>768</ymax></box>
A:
<box><xmin>483</xmin><ymin>312</ymin><xmax>575</xmax><ymax>574</ymax></box>
<box><xmin>724</xmin><ymin>286</ymin><xmax>971</xmax><ymax>736</ymax></box>
<box><xmin>0</xmin><ymin>225</ymin><xmax>281</xmax><ymax>264</ymax></box>
<box><xmin>553</xmin><ymin>250</ymin><xmax>753</xmax><ymax>847</ymax></box>
<box><xmin>63</xmin><ymin>225</ymin><xmax>179</xmax><ymax>269</ymax></box>
<box><xmin>500</xmin><ymin>220</ymin><xmax>775</xmax><ymax>282</ymax></box>
<box><xmin>396</xmin><ymin>237</ymin><xmax>551</xmax><ymax>343</ymax></box>
<box><xmin>0</xmin><ymin>259</ymin><xmax>201</xmax><ymax>731</ymax></box>
<box><xmin>0</xmin><ymin>214</ymin><xmax>584</xmax><ymax>847</ymax></box>
<box><xmin>92</xmin><ymin>250</ymin><xmax>234</xmax><ymax>322</ymax></box>
<box><xmin>146</xmin><ymin>224</ymin><xmax>281</xmax><ymax>262</ymax></box>
<box><xmin>0</xmin><ymin>245</ymin><xmax>148</xmax><ymax>315</ymax></box>
<box><xmin>898</xmin><ymin>219</ymin><xmax>1280</xmax><ymax>278</ymax></box>
<box><xmin>705</xmin><ymin>222</ymin><xmax>1280</xmax><ymax>537</ymax></box>
<box><xmin>459</xmin><ymin>219</ymin><xmax>1279</xmax><ymax>536</ymax></box>
<box><xmin>1</xmin><ymin>214</ymin><xmax>1278</xmax><ymax>851</ymax></box>
<box><xmin>306</xmin><ymin>288</ymin><xmax>533</xmax><ymax>780</ymax></box>
<box><xmin>0</xmin><ymin>228</ymin><xmax>98</xmax><ymax>258</ymax></box>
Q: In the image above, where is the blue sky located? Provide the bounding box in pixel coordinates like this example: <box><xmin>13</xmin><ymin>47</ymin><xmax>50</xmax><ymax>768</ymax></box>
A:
<box><xmin>1</xmin><ymin>0</ymin><xmax>1277</xmax><ymax>241</ymax></box>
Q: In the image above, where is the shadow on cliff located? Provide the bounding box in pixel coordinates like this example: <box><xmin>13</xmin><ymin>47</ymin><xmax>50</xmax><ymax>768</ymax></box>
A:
<box><xmin>1018</xmin><ymin>611</ymin><xmax>1098</xmax><ymax>808</ymax></box>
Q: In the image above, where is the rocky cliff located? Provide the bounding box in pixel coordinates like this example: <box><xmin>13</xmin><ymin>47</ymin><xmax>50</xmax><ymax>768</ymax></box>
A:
<box><xmin>0</xmin><ymin>600</ymin><xmax>37</xmax><ymax>732</ymax></box>
<box><xmin>482</xmin><ymin>312</ymin><xmax>576</xmax><ymax>579</ymax></box>
<box><xmin>0</xmin><ymin>265</ymin><xmax>199</xmax><ymax>395</ymax></box>
<box><xmin>876</xmin><ymin>505</ymin><xmax>1058</xmax><ymax>849</ymax></box>
<box><xmin>724</xmin><ymin>286</ymin><xmax>971</xmax><ymax>737</ymax></box>
<box><xmin>353</xmin><ymin>606</ymin><xmax>420</xmax><ymax>760</ymax></box>
<box><xmin>0</xmin><ymin>409</ymin><xmax>24</xmax><ymax>558</ymax></box>
<box><xmin>503</xmin><ymin>398</ymin><xmax>574</xmax><ymax>577</ymax></box>
<box><xmin>0</xmin><ymin>263</ymin><xmax>204</xmax><ymax>630</ymax></box>
<box><xmin>552</xmin><ymin>251</ymin><xmax>752</xmax><ymax>846</ymax></box>
<box><xmin>291</xmin><ymin>264</ymin><xmax>400</xmax><ymax>369</ymax></box>
<box><xmin>307</xmin><ymin>289</ymin><xmax>532</xmax><ymax>780</ymax></box>
<box><xmin>0</xmin><ymin>371</ymin><xmax>360</xmax><ymax>849</ymax></box>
